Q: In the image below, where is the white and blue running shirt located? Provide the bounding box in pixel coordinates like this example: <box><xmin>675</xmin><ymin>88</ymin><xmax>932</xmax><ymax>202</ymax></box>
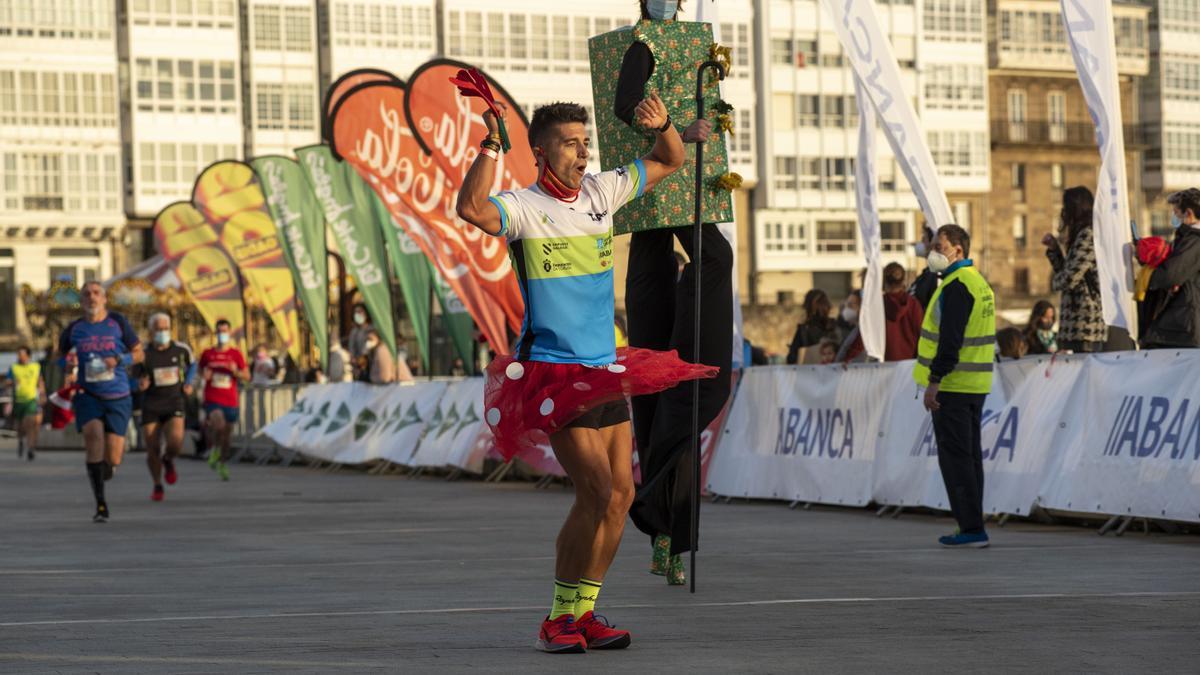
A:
<box><xmin>489</xmin><ymin>160</ymin><xmax>647</xmax><ymax>366</ymax></box>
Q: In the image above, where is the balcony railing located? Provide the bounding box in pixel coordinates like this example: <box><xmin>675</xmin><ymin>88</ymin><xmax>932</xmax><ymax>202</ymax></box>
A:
<box><xmin>990</xmin><ymin>120</ymin><xmax>1148</xmax><ymax>148</ymax></box>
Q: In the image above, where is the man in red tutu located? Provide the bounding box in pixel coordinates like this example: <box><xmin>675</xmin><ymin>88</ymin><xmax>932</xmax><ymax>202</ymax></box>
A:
<box><xmin>457</xmin><ymin>96</ymin><xmax>714</xmax><ymax>653</ymax></box>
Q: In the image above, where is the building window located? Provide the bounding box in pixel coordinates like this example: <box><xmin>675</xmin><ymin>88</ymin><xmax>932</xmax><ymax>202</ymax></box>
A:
<box><xmin>880</xmin><ymin>221</ymin><xmax>906</xmax><ymax>252</ymax></box>
<box><xmin>816</xmin><ymin>221</ymin><xmax>856</xmax><ymax>253</ymax></box>
<box><xmin>821</xmin><ymin>96</ymin><xmax>845</xmax><ymax>127</ymax></box>
<box><xmin>799</xmin><ymin>158</ymin><xmax>821</xmax><ymax>190</ymax></box>
<box><xmin>253</xmin><ymin>6</ymin><xmax>281</xmax><ymax>50</ymax></box>
<box><xmin>923</xmin><ymin>0</ymin><xmax>984</xmax><ymax>41</ymax></box>
<box><xmin>1051</xmin><ymin>163</ymin><xmax>1064</xmax><ymax>188</ymax></box>
<box><xmin>954</xmin><ymin>201</ymin><xmax>972</xmax><ymax>230</ymax></box>
<box><xmin>256</xmin><ymin>83</ymin><xmax>283</xmax><ymax>130</ymax></box>
<box><xmin>823</xmin><ymin>158</ymin><xmax>852</xmax><ymax>191</ymax></box>
<box><xmin>774</xmin><ymin>156</ymin><xmax>797</xmax><ymax>192</ymax></box>
<box><xmin>286</xmin><ymin>84</ymin><xmax>314</xmax><ymax>130</ymax></box>
<box><xmin>284</xmin><ymin>7</ymin><xmax>311</xmax><ymax>52</ymax></box>
<box><xmin>21</xmin><ymin>153</ymin><xmax>63</xmax><ymax>210</ymax></box>
<box><xmin>762</xmin><ymin>221</ymin><xmax>806</xmax><ymax>253</ymax></box>
<box><xmin>1048</xmin><ymin>91</ymin><xmax>1066</xmax><ymax>143</ymax></box>
<box><xmin>771</xmin><ymin>39</ymin><xmax>792</xmax><ymax>65</ymax></box>
<box><xmin>1007</xmin><ymin>89</ymin><xmax>1027</xmax><ymax>141</ymax></box>
<box><xmin>1014</xmin><ymin>267</ymin><xmax>1030</xmax><ymax>295</ymax></box>
<box><xmin>796</xmin><ymin>95</ymin><xmax>819</xmax><ymax>127</ymax></box>
<box><xmin>1013</xmin><ymin>214</ymin><xmax>1028</xmax><ymax>249</ymax></box>
<box><xmin>924</xmin><ymin>64</ymin><xmax>985</xmax><ymax>111</ymax></box>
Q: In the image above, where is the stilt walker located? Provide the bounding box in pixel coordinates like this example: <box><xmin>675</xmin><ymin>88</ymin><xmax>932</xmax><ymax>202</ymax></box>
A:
<box><xmin>589</xmin><ymin>1</ymin><xmax>739</xmax><ymax>589</ymax></box>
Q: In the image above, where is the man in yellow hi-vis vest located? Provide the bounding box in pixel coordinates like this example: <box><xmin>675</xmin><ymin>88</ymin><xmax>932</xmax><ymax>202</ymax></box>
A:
<box><xmin>4</xmin><ymin>346</ymin><xmax>45</xmax><ymax>461</ymax></box>
<box><xmin>913</xmin><ymin>225</ymin><xmax>996</xmax><ymax>549</ymax></box>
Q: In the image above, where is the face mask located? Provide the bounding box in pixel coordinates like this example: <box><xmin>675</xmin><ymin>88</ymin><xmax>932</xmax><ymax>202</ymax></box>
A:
<box><xmin>353</xmin><ymin>312</ymin><xmax>366</xmax><ymax>326</ymax></box>
<box><xmin>1171</xmin><ymin>213</ymin><xmax>1183</xmax><ymax>230</ymax></box>
<box><xmin>841</xmin><ymin>307</ymin><xmax>858</xmax><ymax>324</ymax></box>
<box><xmin>927</xmin><ymin>251</ymin><xmax>951</xmax><ymax>274</ymax></box>
<box><xmin>914</xmin><ymin>242</ymin><xmax>928</xmax><ymax>258</ymax></box>
<box><xmin>154</xmin><ymin>330</ymin><xmax>171</xmax><ymax>346</ymax></box>
<box><xmin>217</xmin><ymin>332</ymin><xmax>230</xmax><ymax>346</ymax></box>
<box><xmin>647</xmin><ymin>0</ymin><xmax>678</xmax><ymax>20</ymax></box>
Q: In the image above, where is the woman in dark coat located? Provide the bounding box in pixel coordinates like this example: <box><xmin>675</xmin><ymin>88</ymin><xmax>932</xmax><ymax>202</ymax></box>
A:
<box><xmin>786</xmin><ymin>289</ymin><xmax>840</xmax><ymax>364</ymax></box>
<box><xmin>1043</xmin><ymin>186</ymin><xmax>1107</xmax><ymax>353</ymax></box>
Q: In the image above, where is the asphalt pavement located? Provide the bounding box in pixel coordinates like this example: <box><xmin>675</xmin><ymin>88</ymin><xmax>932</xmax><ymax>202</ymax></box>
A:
<box><xmin>1</xmin><ymin>443</ymin><xmax>1197</xmax><ymax>674</ymax></box>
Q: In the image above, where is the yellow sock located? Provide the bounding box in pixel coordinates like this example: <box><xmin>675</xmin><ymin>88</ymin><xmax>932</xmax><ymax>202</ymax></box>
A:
<box><xmin>550</xmin><ymin>580</ymin><xmax>578</xmax><ymax>620</ymax></box>
<box><xmin>575</xmin><ymin>578</ymin><xmax>602</xmax><ymax>618</ymax></box>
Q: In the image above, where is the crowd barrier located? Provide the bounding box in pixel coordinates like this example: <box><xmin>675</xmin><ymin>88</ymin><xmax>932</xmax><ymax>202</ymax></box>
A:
<box><xmin>709</xmin><ymin>350</ymin><xmax>1200</xmax><ymax>525</ymax></box>
<box><xmin>251</xmin><ymin>350</ymin><xmax>1200</xmax><ymax>525</ymax></box>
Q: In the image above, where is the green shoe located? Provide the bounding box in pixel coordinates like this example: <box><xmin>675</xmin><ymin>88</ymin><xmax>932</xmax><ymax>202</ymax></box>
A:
<box><xmin>217</xmin><ymin>462</ymin><xmax>230</xmax><ymax>481</ymax></box>
<box><xmin>650</xmin><ymin>535</ymin><xmax>670</xmax><ymax>576</ymax></box>
<box><xmin>207</xmin><ymin>449</ymin><xmax>220</xmax><ymax>470</ymax></box>
<box><xmin>667</xmin><ymin>554</ymin><xmax>686</xmax><ymax>586</ymax></box>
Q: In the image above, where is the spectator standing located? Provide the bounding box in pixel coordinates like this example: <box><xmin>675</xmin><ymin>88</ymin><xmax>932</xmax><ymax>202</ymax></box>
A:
<box><xmin>834</xmin><ymin>291</ymin><xmax>864</xmax><ymax>363</ymax></box>
<box><xmin>1043</xmin><ymin>186</ymin><xmax>1106</xmax><ymax>353</ymax></box>
<box><xmin>1142</xmin><ymin>188</ymin><xmax>1200</xmax><ymax>349</ymax></box>
<box><xmin>1023</xmin><ymin>300</ymin><xmax>1059</xmax><ymax>355</ymax></box>
<box><xmin>346</xmin><ymin>302</ymin><xmax>373</xmax><ymax>378</ymax></box>
<box><xmin>786</xmin><ymin>289</ymin><xmax>839</xmax><ymax>364</ymax></box>
<box><xmin>365</xmin><ymin>330</ymin><xmax>395</xmax><ymax>384</ymax></box>
<box><xmin>883</xmin><ymin>263</ymin><xmax>924</xmax><ymax>361</ymax></box>
<box><xmin>909</xmin><ymin>226</ymin><xmax>940</xmax><ymax>309</ymax></box>
<box><xmin>327</xmin><ymin>336</ymin><xmax>351</xmax><ymax>383</ymax></box>
<box><xmin>250</xmin><ymin>345</ymin><xmax>277</xmax><ymax>386</ymax></box>
<box><xmin>913</xmin><ymin>225</ymin><xmax>997</xmax><ymax>549</ymax></box>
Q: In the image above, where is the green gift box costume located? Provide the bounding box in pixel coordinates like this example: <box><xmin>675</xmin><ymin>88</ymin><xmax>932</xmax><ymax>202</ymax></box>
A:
<box><xmin>589</xmin><ymin>20</ymin><xmax>733</xmax><ymax>235</ymax></box>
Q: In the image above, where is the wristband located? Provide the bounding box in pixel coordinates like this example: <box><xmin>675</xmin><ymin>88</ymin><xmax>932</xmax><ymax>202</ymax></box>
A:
<box><xmin>480</xmin><ymin>147</ymin><xmax>499</xmax><ymax>161</ymax></box>
<box><xmin>481</xmin><ymin>139</ymin><xmax>502</xmax><ymax>152</ymax></box>
<box><xmin>656</xmin><ymin>115</ymin><xmax>673</xmax><ymax>134</ymax></box>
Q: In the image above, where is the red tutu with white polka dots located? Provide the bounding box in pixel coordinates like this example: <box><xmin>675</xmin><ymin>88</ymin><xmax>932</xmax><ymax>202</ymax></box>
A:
<box><xmin>484</xmin><ymin>347</ymin><xmax>718</xmax><ymax>461</ymax></box>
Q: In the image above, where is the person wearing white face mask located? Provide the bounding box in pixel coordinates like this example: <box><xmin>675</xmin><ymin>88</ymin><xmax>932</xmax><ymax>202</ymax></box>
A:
<box><xmin>909</xmin><ymin>226</ymin><xmax>939</xmax><ymax>309</ymax></box>
<box><xmin>1142</xmin><ymin>187</ymin><xmax>1200</xmax><ymax>349</ymax></box>
<box><xmin>199</xmin><ymin>319</ymin><xmax>249</xmax><ymax>481</ymax></box>
<box><xmin>132</xmin><ymin>312</ymin><xmax>194</xmax><ymax>502</ymax></box>
<box><xmin>912</xmin><ymin>225</ymin><xmax>997</xmax><ymax>549</ymax></box>
<box><xmin>346</xmin><ymin>301</ymin><xmax>374</xmax><ymax>378</ymax></box>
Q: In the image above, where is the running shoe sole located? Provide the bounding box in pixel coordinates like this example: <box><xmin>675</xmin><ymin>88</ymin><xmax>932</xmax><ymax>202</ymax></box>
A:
<box><xmin>940</xmin><ymin>540</ymin><xmax>990</xmax><ymax>549</ymax></box>
<box><xmin>534</xmin><ymin>638</ymin><xmax>586</xmax><ymax>654</ymax></box>
<box><xmin>586</xmin><ymin>633</ymin><xmax>631</xmax><ymax>650</ymax></box>
<box><xmin>93</xmin><ymin>513</ymin><xmax>107</xmax><ymax>523</ymax></box>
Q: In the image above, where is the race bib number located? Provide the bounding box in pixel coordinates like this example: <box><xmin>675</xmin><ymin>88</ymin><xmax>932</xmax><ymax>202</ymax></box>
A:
<box><xmin>85</xmin><ymin>357</ymin><xmax>114</xmax><ymax>383</ymax></box>
<box><xmin>211</xmin><ymin>372</ymin><xmax>234</xmax><ymax>389</ymax></box>
<box><xmin>153</xmin><ymin>366</ymin><xmax>180</xmax><ymax>387</ymax></box>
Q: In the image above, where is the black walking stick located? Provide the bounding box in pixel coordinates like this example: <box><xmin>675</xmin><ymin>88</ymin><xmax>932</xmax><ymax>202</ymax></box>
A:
<box><xmin>690</xmin><ymin>59</ymin><xmax>726</xmax><ymax>594</ymax></box>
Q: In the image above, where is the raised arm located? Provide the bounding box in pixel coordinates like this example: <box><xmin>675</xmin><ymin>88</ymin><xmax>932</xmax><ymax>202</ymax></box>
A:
<box><xmin>632</xmin><ymin>94</ymin><xmax>685</xmax><ymax>192</ymax></box>
<box><xmin>455</xmin><ymin>103</ymin><xmax>507</xmax><ymax>236</ymax></box>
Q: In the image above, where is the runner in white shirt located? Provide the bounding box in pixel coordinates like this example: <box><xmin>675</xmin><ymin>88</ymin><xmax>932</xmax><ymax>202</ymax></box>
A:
<box><xmin>457</xmin><ymin>95</ymin><xmax>715</xmax><ymax>653</ymax></box>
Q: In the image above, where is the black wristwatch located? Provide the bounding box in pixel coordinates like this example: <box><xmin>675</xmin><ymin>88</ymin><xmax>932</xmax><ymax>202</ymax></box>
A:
<box><xmin>656</xmin><ymin>115</ymin><xmax>673</xmax><ymax>134</ymax></box>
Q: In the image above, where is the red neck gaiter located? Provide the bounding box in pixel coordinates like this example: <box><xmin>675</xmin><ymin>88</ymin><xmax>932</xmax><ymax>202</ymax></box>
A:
<box><xmin>538</xmin><ymin>165</ymin><xmax>580</xmax><ymax>202</ymax></box>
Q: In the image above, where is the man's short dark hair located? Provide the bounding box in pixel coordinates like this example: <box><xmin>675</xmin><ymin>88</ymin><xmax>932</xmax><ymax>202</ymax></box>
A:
<box><xmin>16</xmin><ymin>345</ymin><xmax>30</xmax><ymax>357</ymax></box>
<box><xmin>937</xmin><ymin>224</ymin><xmax>971</xmax><ymax>258</ymax></box>
<box><xmin>215</xmin><ymin>319</ymin><xmax>231</xmax><ymax>330</ymax></box>
<box><xmin>1167</xmin><ymin>188</ymin><xmax>1200</xmax><ymax>219</ymax></box>
<box><xmin>528</xmin><ymin>103</ymin><xmax>589</xmax><ymax>149</ymax></box>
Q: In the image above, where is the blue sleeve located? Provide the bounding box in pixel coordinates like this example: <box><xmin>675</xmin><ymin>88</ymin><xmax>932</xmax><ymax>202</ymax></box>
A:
<box><xmin>487</xmin><ymin>196</ymin><xmax>510</xmax><ymax>237</ymax></box>
<box><xmin>185</xmin><ymin>362</ymin><xmax>198</xmax><ymax>383</ymax></box>
<box><xmin>57</xmin><ymin>323</ymin><xmax>72</xmax><ymax>358</ymax></box>
<box><xmin>118</xmin><ymin>314</ymin><xmax>139</xmax><ymax>351</ymax></box>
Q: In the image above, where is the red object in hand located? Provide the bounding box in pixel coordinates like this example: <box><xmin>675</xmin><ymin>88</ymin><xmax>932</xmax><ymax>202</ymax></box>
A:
<box><xmin>450</xmin><ymin>68</ymin><xmax>499</xmax><ymax>116</ymax></box>
<box><xmin>449</xmin><ymin>67</ymin><xmax>511</xmax><ymax>152</ymax></box>
<box><xmin>1137</xmin><ymin>236</ymin><xmax>1171</xmax><ymax>268</ymax></box>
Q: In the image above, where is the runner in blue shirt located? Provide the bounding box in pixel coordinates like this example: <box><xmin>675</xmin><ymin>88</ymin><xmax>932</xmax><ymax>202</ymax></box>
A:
<box><xmin>58</xmin><ymin>281</ymin><xmax>144</xmax><ymax>523</ymax></box>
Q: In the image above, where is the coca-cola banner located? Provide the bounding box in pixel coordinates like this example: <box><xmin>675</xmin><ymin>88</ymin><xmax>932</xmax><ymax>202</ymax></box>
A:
<box><xmin>327</xmin><ymin>62</ymin><xmax>532</xmax><ymax>354</ymax></box>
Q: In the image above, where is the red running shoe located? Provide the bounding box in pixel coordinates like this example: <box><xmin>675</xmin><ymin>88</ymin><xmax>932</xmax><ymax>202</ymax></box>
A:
<box><xmin>575</xmin><ymin>611</ymin><xmax>631</xmax><ymax>650</ymax></box>
<box><xmin>536</xmin><ymin>615</ymin><xmax>587</xmax><ymax>654</ymax></box>
<box><xmin>151</xmin><ymin>485</ymin><xmax>164</xmax><ymax>502</ymax></box>
<box><xmin>164</xmin><ymin>459</ymin><xmax>177</xmax><ymax>485</ymax></box>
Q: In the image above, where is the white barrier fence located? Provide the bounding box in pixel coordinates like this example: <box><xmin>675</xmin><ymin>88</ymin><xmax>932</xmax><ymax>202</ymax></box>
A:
<box><xmin>254</xmin><ymin>350</ymin><xmax>1200</xmax><ymax>524</ymax></box>
<box><xmin>709</xmin><ymin>350</ymin><xmax>1200</xmax><ymax>524</ymax></box>
<box><xmin>258</xmin><ymin>379</ymin><xmax>494</xmax><ymax>474</ymax></box>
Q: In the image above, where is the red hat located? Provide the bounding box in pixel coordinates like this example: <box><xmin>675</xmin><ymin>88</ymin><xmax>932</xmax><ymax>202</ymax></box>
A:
<box><xmin>1137</xmin><ymin>236</ymin><xmax>1171</xmax><ymax>268</ymax></box>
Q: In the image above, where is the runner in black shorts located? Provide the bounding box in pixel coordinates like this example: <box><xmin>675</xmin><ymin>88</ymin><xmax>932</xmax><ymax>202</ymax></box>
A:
<box><xmin>132</xmin><ymin>312</ymin><xmax>194</xmax><ymax>502</ymax></box>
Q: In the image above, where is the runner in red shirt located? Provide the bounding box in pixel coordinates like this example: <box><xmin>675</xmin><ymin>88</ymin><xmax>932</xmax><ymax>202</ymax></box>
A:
<box><xmin>198</xmin><ymin>319</ymin><xmax>249</xmax><ymax>481</ymax></box>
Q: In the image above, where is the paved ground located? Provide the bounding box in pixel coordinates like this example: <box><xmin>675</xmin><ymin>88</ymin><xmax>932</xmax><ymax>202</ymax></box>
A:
<box><xmin>1</xmin><ymin>442</ymin><xmax>1197</xmax><ymax>674</ymax></box>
